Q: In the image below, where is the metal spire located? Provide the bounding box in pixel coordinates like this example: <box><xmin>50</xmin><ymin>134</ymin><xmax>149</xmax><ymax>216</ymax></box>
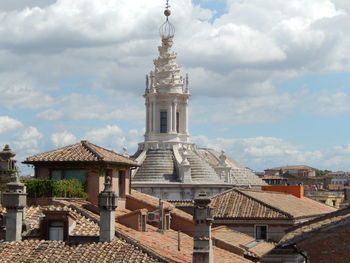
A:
<box><xmin>159</xmin><ymin>0</ymin><xmax>175</xmax><ymax>38</ymax></box>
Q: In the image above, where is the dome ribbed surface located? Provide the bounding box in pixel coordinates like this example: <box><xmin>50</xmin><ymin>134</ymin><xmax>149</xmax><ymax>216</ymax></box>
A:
<box><xmin>133</xmin><ymin>149</ymin><xmax>178</xmax><ymax>182</ymax></box>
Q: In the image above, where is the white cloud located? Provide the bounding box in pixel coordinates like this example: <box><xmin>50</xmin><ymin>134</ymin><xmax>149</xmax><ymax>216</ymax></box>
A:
<box><xmin>191</xmin><ymin>135</ymin><xmax>341</xmax><ymax>171</ymax></box>
<box><xmin>36</xmin><ymin>93</ymin><xmax>144</xmax><ymax>122</ymax></box>
<box><xmin>309</xmin><ymin>91</ymin><xmax>350</xmax><ymax>115</ymax></box>
<box><xmin>0</xmin><ymin>0</ymin><xmax>349</xmax><ymax>173</ymax></box>
<box><xmin>0</xmin><ymin>72</ymin><xmax>53</xmax><ymax>110</ymax></box>
<box><xmin>84</xmin><ymin>125</ymin><xmax>143</xmax><ymax>154</ymax></box>
<box><xmin>14</xmin><ymin>126</ymin><xmax>43</xmax><ymax>150</ymax></box>
<box><xmin>0</xmin><ymin>116</ymin><xmax>23</xmax><ymax>133</ymax></box>
<box><xmin>51</xmin><ymin>131</ymin><xmax>77</xmax><ymax>147</ymax></box>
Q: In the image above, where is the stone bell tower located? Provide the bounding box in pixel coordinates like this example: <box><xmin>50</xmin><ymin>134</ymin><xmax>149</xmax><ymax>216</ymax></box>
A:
<box><xmin>142</xmin><ymin>1</ymin><xmax>189</xmax><ymax>149</ymax></box>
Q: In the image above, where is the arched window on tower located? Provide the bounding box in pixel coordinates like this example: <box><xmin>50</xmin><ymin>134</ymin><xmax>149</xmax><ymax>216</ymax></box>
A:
<box><xmin>176</xmin><ymin>112</ymin><xmax>179</xmax><ymax>133</ymax></box>
<box><xmin>160</xmin><ymin>111</ymin><xmax>167</xmax><ymax>133</ymax></box>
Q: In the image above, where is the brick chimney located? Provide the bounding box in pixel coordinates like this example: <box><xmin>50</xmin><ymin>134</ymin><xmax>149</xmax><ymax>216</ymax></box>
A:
<box><xmin>192</xmin><ymin>192</ymin><xmax>213</xmax><ymax>263</ymax></box>
<box><xmin>98</xmin><ymin>173</ymin><xmax>118</xmax><ymax>242</ymax></box>
<box><xmin>2</xmin><ymin>146</ymin><xmax>27</xmax><ymax>241</ymax></box>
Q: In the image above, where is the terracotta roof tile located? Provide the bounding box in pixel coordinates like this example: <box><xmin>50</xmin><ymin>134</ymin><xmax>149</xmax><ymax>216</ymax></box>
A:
<box><xmin>279</xmin><ymin>207</ymin><xmax>350</xmax><ymax>247</ymax></box>
<box><xmin>23</xmin><ymin>205</ymin><xmax>99</xmax><ymax>237</ymax></box>
<box><xmin>129</xmin><ymin>190</ymin><xmax>193</xmax><ymax>221</ymax></box>
<box><xmin>212</xmin><ymin>226</ymin><xmax>275</xmax><ymax>258</ymax></box>
<box><xmin>64</xmin><ymin>199</ymin><xmax>252</xmax><ymax>263</ymax></box>
<box><xmin>211</xmin><ymin>189</ymin><xmax>290</xmax><ymax>219</ymax></box>
<box><xmin>23</xmin><ymin>140</ymin><xmax>138</xmax><ymax>166</ymax></box>
<box><xmin>240</xmin><ymin>189</ymin><xmax>336</xmax><ymax>218</ymax></box>
<box><xmin>0</xmin><ymin>239</ymin><xmax>162</xmax><ymax>263</ymax></box>
<box><xmin>211</xmin><ymin>188</ymin><xmax>336</xmax><ymax>220</ymax></box>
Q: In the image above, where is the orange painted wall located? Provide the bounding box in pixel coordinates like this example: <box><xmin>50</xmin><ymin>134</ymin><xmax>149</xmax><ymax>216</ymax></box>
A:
<box><xmin>262</xmin><ymin>185</ymin><xmax>304</xmax><ymax>198</ymax></box>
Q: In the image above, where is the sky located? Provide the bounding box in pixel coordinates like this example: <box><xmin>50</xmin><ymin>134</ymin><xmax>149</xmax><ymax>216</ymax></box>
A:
<box><xmin>1</xmin><ymin>0</ymin><xmax>350</xmax><ymax>174</ymax></box>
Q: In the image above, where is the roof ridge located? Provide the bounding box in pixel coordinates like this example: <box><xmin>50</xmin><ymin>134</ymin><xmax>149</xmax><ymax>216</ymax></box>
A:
<box><xmin>81</xmin><ymin>140</ymin><xmax>104</xmax><ymax>161</ymax></box>
<box><xmin>285</xmin><ymin>206</ymin><xmax>350</xmax><ymax>233</ymax></box>
<box><xmin>84</xmin><ymin>140</ymin><xmax>131</xmax><ymax>161</ymax></box>
<box><xmin>24</xmin><ymin>142</ymin><xmax>81</xmax><ymax>161</ymax></box>
<box><xmin>280</xmin><ymin>213</ymin><xmax>350</xmax><ymax>247</ymax></box>
<box><xmin>235</xmin><ymin>189</ymin><xmax>294</xmax><ymax>219</ymax></box>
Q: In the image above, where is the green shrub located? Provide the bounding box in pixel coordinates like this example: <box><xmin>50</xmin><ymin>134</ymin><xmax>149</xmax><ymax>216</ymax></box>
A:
<box><xmin>21</xmin><ymin>178</ymin><xmax>87</xmax><ymax>199</ymax></box>
<box><xmin>21</xmin><ymin>179</ymin><xmax>52</xmax><ymax>198</ymax></box>
<box><xmin>52</xmin><ymin>179</ymin><xmax>87</xmax><ymax>198</ymax></box>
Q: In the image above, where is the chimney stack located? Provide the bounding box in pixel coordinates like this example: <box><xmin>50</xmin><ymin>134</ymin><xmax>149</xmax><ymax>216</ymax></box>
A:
<box><xmin>0</xmin><ymin>144</ymin><xmax>17</xmax><ymax>193</ymax></box>
<box><xmin>192</xmin><ymin>192</ymin><xmax>213</xmax><ymax>263</ymax></box>
<box><xmin>1</xmin><ymin>145</ymin><xmax>27</xmax><ymax>241</ymax></box>
<box><xmin>98</xmin><ymin>173</ymin><xmax>118</xmax><ymax>242</ymax></box>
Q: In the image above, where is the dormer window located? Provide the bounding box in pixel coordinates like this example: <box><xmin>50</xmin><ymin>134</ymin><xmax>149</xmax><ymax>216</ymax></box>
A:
<box><xmin>40</xmin><ymin>209</ymin><xmax>76</xmax><ymax>241</ymax></box>
<box><xmin>49</xmin><ymin>221</ymin><xmax>64</xmax><ymax>240</ymax></box>
<box><xmin>255</xmin><ymin>225</ymin><xmax>267</xmax><ymax>240</ymax></box>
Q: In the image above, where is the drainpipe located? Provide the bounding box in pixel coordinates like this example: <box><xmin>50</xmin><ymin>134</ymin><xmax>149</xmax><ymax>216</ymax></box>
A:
<box><xmin>129</xmin><ymin>167</ymin><xmax>137</xmax><ymax>195</ymax></box>
<box><xmin>293</xmin><ymin>245</ymin><xmax>308</xmax><ymax>263</ymax></box>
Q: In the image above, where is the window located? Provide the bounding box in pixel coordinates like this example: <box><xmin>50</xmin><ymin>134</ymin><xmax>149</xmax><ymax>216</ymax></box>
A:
<box><xmin>176</xmin><ymin>112</ymin><xmax>179</xmax><ymax>133</ymax></box>
<box><xmin>50</xmin><ymin>169</ymin><xmax>86</xmax><ymax>184</ymax></box>
<box><xmin>49</xmin><ymin>221</ymin><xmax>64</xmax><ymax>240</ymax></box>
<box><xmin>255</xmin><ymin>225</ymin><xmax>267</xmax><ymax>240</ymax></box>
<box><xmin>160</xmin><ymin>111</ymin><xmax>167</xmax><ymax>133</ymax></box>
<box><xmin>118</xmin><ymin>170</ymin><xmax>125</xmax><ymax>198</ymax></box>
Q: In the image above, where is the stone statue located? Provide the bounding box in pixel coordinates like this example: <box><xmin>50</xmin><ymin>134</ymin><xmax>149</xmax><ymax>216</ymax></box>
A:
<box><xmin>219</xmin><ymin>150</ymin><xmax>227</xmax><ymax>167</ymax></box>
<box><xmin>145</xmin><ymin>74</ymin><xmax>149</xmax><ymax>89</ymax></box>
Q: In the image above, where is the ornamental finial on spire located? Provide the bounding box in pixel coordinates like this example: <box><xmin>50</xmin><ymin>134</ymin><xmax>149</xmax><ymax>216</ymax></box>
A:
<box><xmin>159</xmin><ymin>0</ymin><xmax>175</xmax><ymax>38</ymax></box>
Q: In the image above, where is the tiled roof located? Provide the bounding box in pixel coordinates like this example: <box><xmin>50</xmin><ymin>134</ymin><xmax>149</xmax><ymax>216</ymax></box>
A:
<box><xmin>64</xmin><ymin>199</ymin><xmax>252</xmax><ymax>263</ymax></box>
<box><xmin>211</xmin><ymin>188</ymin><xmax>336</xmax><ymax>220</ymax></box>
<box><xmin>279</xmin><ymin>206</ymin><xmax>350</xmax><ymax>247</ymax></box>
<box><xmin>0</xmin><ymin>239</ymin><xmax>163</xmax><ymax>263</ymax></box>
<box><xmin>212</xmin><ymin>226</ymin><xmax>275</xmax><ymax>258</ymax></box>
<box><xmin>129</xmin><ymin>190</ymin><xmax>193</xmax><ymax>221</ymax></box>
<box><xmin>23</xmin><ymin>140</ymin><xmax>138</xmax><ymax>166</ymax></box>
<box><xmin>21</xmin><ymin>205</ymin><xmax>99</xmax><ymax>237</ymax></box>
<box><xmin>167</xmin><ymin>200</ymin><xmax>194</xmax><ymax>207</ymax></box>
<box><xmin>240</xmin><ymin>189</ymin><xmax>336</xmax><ymax>219</ymax></box>
<box><xmin>211</xmin><ymin>189</ymin><xmax>290</xmax><ymax>219</ymax></box>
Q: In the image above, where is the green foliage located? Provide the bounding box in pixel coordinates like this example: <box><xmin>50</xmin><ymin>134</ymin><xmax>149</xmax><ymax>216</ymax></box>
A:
<box><xmin>21</xmin><ymin>179</ymin><xmax>52</xmax><ymax>198</ymax></box>
<box><xmin>315</xmin><ymin>169</ymin><xmax>332</xmax><ymax>177</ymax></box>
<box><xmin>21</xmin><ymin>178</ymin><xmax>87</xmax><ymax>199</ymax></box>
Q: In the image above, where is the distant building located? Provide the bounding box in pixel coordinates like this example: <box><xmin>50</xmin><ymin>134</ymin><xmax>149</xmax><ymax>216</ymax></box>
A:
<box><xmin>265</xmin><ymin>165</ymin><xmax>316</xmax><ymax>177</ymax></box>
<box><xmin>210</xmin><ymin>186</ymin><xmax>336</xmax><ymax>242</ymax></box>
<box><xmin>131</xmin><ymin>6</ymin><xmax>265</xmax><ymax>200</ymax></box>
<box><xmin>259</xmin><ymin>174</ymin><xmax>288</xmax><ymax>185</ymax></box>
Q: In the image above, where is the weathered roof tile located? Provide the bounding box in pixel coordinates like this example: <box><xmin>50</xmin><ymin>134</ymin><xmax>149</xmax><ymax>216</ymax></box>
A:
<box><xmin>23</xmin><ymin>140</ymin><xmax>138</xmax><ymax>166</ymax></box>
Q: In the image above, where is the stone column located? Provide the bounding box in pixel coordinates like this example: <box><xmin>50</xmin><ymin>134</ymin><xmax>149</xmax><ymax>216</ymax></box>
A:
<box><xmin>145</xmin><ymin>100</ymin><xmax>149</xmax><ymax>133</ymax></box>
<box><xmin>152</xmin><ymin>101</ymin><xmax>157</xmax><ymax>133</ymax></box>
<box><xmin>98</xmin><ymin>174</ymin><xmax>118</xmax><ymax>242</ymax></box>
<box><xmin>172</xmin><ymin>101</ymin><xmax>177</xmax><ymax>133</ymax></box>
<box><xmin>185</xmin><ymin>101</ymin><xmax>189</xmax><ymax>134</ymax></box>
<box><xmin>192</xmin><ymin>192</ymin><xmax>213</xmax><ymax>263</ymax></box>
<box><xmin>168</xmin><ymin>103</ymin><xmax>172</xmax><ymax>133</ymax></box>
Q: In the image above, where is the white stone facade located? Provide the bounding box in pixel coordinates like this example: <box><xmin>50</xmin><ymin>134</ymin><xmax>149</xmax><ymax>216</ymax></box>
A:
<box><xmin>142</xmin><ymin>36</ymin><xmax>189</xmax><ymax>146</ymax></box>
